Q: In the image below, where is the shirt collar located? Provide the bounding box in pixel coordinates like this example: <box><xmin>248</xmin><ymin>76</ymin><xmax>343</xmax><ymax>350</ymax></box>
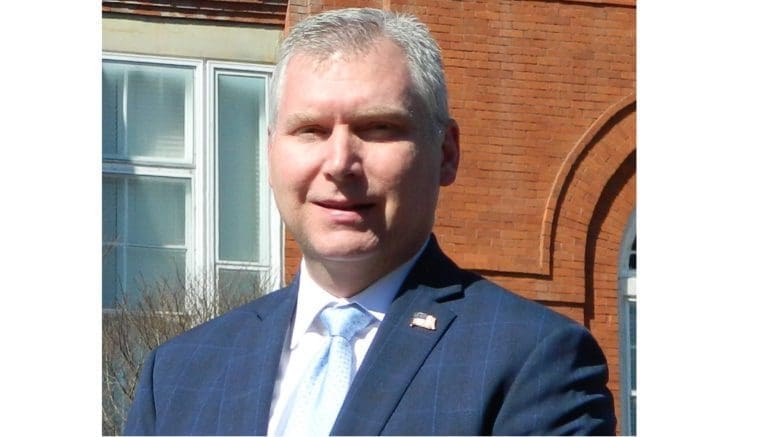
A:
<box><xmin>290</xmin><ymin>237</ymin><xmax>429</xmax><ymax>349</ymax></box>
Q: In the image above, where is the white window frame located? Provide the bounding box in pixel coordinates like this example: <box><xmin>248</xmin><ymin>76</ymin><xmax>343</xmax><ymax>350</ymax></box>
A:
<box><xmin>102</xmin><ymin>56</ymin><xmax>199</xmax><ymax>167</ymax></box>
<box><xmin>102</xmin><ymin>53</ymin><xmax>283</xmax><ymax>308</ymax></box>
<box><xmin>205</xmin><ymin>60</ymin><xmax>283</xmax><ymax>293</ymax></box>
<box><xmin>618</xmin><ymin>210</ymin><xmax>637</xmax><ymax>435</ymax></box>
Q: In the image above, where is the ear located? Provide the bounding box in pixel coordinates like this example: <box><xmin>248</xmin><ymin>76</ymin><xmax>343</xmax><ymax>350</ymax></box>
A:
<box><xmin>439</xmin><ymin>119</ymin><xmax>460</xmax><ymax>187</ymax></box>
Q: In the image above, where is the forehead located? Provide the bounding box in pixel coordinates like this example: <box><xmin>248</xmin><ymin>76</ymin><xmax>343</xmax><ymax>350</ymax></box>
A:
<box><xmin>278</xmin><ymin>38</ymin><xmax>417</xmax><ymax>114</ymax></box>
<box><xmin>286</xmin><ymin>37</ymin><xmax>409</xmax><ymax>78</ymax></box>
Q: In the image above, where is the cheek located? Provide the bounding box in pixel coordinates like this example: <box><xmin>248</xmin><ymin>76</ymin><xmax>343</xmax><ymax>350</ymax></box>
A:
<box><xmin>268</xmin><ymin>143</ymin><xmax>287</xmax><ymax>187</ymax></box>
<box><xmin>372</xmin><ymin>150</ymin><xmax>436</xmax><ymax>205</ymax></box>
<box><xmin>367</xmin><ymin>150</ymin><xmax>414</xmax><ymax>188</ymax></box>
<box><xmin>270</xmin><ymin>145</ymin><xmax>318</xmax><ymax>195</ymax></box>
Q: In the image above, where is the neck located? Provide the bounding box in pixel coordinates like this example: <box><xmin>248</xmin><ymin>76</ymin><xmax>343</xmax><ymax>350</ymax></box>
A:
<box><xmin>302</xmin><ymin>257</ymin><xmax>400</xmax><ymax>298</ymax></box>
<box><xmin>303</xmin><ymin>238</ymin><xmax>429</xmax><ymax>298</ymax></box>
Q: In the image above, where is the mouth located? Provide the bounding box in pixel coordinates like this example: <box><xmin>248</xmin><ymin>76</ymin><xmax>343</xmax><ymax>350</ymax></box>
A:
<box><xmin>313</xmin><ymin>200</ymin><xmax>375</xmax><ymax>212</ymax></box>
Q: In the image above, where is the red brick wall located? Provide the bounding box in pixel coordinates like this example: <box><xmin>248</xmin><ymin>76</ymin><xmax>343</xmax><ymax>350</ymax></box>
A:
<box><xmin>282</xmin><ymin>2</ymin><xmax>636</xmax><ymax>433</ymax></box>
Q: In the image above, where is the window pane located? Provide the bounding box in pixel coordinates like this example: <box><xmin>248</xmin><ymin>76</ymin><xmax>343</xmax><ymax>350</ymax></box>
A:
<box><xmin>102</xmin><ymin>61</ymin><xmax>192</xmax><ymax>161</ymax></box>
<box><xmin>126</xmin><ymin>65</ymin><xmax>190</xmax><ymax>159</ymax></box>
<box><xmin>218</xmin><ymin>268</ymin><xmax>266</xmax><ymax>301</ymax></box>
<box><xmin>217</xmin><ymin>74</ymin><xmax>265</xmax><ymax>263</ymax></box>
<box><xmin>102</xmin><ymin>174</ymin><xmax>190</xmax><ymax>308</ymax></box>
<box><xmin>125</xmin><ymin>246</ymin><xmax>187</xmax><ymax>299</ymax></box>
<box><xmin>126</xmin><ymin>176</ymin><xmax>188</xmax><ymax>246</ymax></box>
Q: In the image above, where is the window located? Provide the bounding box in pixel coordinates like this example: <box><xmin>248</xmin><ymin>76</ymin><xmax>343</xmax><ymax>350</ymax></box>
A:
<box><xmin>102</xmin><ymin>54</ymin><xmax>282</xmax><ymax>309</ymax></box>
<box><xmin>618</xmin><ymin>212</ymin><xmax>637</xmax><ymax>435</ymax></box>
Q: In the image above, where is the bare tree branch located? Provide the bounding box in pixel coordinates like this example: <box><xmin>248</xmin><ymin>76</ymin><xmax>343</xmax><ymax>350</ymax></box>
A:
<box><xmin>102</xmin><ymin>270</ymin><xmax>274</xmax><ymax>435</ymax></box>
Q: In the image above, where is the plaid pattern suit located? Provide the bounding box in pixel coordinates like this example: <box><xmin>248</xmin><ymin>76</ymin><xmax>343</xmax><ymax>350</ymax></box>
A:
<box><xmin>124</xmin><ymin>236</ymin><xmax>616</xmax><ymax>435</ymax></box>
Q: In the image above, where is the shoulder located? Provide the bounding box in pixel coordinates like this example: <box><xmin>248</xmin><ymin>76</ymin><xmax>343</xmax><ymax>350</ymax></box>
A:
<box><xmin>414</xmin><ymin>237</ymin><xmax>588</xmax><ymax>339</ymax></box>
<box><xmin>459</xmin><ymin>276</ymin><xmax>598</xmax><ymax>367</ymax></box>
<box><xmin>460</xmin><ymin>273</ymin><xmax>577</xmax><ymax>329</ymax></box>
<box><xmin>433</xmin><ymin>263</ymin><xmax>583</xmax><ymax>342</ymax></box>
<box><xmin>156</xmin><ymin>284</ymin><xmax>295</xmax><ymax>352</ymax></box>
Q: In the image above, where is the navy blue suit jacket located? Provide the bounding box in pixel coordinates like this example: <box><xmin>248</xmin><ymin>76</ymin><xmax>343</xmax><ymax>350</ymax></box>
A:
<box><xmin>124</xmin><ymin>237</ymin><xmax>616</xmax><ymax>435</ymax></box>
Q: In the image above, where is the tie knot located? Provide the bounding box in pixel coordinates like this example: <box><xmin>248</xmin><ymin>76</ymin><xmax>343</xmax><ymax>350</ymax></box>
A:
<box><xmin>319</xmin><ymin>304</ymin><xmax>374</xmax><ymax>342</ymax></box>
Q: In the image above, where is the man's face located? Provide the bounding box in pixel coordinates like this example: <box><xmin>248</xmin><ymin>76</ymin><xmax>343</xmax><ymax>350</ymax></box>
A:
<box><xmin>269</xmin><ymin>38</ymin><xmax>458</xmax><ymax>278</ymax></box>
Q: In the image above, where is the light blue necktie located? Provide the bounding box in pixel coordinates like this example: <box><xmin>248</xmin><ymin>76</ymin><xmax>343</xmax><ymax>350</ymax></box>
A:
<box><xmin>283</xmin><ymin>304</ymin><xmax>375</xmax><ymax>436</ymax></box>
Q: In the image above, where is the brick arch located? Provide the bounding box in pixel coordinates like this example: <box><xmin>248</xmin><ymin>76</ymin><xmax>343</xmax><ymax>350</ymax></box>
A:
<box><xmin>544</xmin><ymin>95</ymin><xmax>635</xmax><ymax>305</ymax></box>
<box><xmin>584</xmin><ymin>151</ymin><xmax>635</xmax><ymax>326</ymax></box>
<box><xmin>541</xmin><ymin>93</ymin><xmax>636</xmax><ymax>274</ymax></box>
<box><xmin>543</xmin><ymin>97</ymin><xmax>636</xmax><ymax>435</ymax></box>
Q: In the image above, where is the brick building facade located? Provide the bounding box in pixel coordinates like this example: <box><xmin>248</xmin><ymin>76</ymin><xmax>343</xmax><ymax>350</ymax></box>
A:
<box><xmin>103</xmin><ymin>0</ymin><xmax>636</xmax><ymax>433</ymax></box>
<box><xmin>282</xmin><ymin>2</ymin><xmax>637</xmax><ymax>432</ymax></box>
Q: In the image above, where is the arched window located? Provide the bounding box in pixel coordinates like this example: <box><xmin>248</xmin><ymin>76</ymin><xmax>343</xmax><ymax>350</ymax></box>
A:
<box><xmin>618</xmin><ymin>211</ymin><xmax>636</xmax><ymax>435</ymax></box>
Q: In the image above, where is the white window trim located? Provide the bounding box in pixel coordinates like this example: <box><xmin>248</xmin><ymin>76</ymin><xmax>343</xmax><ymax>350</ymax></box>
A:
<box><xmin>618</xmin><ymin>210</ymin><xmax>637</xmax><ymax>435</ymax></box>
<box><xmin>102</xmin><ymin>53</ymin><xmax>202</xmax><ymax>167</ymax></box>
<box><xmin>102</xmin><ymin>52</ymin><xmax>283</xmax><ymax>307</ymax></box>
<box><xmin>205</xmin><ymin>60</ymin><xmax>283</xmax><ymax>291</ymax></box>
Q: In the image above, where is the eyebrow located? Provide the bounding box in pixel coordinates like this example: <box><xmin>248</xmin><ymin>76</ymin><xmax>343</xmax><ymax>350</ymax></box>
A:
<box><xmin>282</xmin><ymin>105</ymin><xmax>414</xmax><ymax>129</ymax></box>
<box><xmin>282</xmin><ymin>112</ymin><xmax>324</xmax><ymax>130</ymax></box>
<box><xmin>352</xmin><ymin>106</ymin><xmax>414</xmax><ymax>121</ymax></box>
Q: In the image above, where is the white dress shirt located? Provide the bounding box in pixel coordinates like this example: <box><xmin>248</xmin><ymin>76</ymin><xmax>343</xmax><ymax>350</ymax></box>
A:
<box><xmin>267</xmin><ymin>240</ymin><xmax>428</xmax><ymax>436</ymax></box>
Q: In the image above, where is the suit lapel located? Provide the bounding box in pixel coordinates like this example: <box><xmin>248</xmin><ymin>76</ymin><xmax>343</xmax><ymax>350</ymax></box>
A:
<box><xmin>217</xmin><ymin>279</ymin><xmax>298</xmax><ymax>435</ymax></box>
<box><xmin>332</xmin><ymin>238</ymin><xmax>464</xmax><ymax>435</ymax></box>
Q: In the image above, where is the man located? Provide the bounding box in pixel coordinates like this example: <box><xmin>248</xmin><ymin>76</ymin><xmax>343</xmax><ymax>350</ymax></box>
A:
<box><xmin>125</xmin><ymin>8</ymin><xmax>615</xmax><ymax>436</ymax></box>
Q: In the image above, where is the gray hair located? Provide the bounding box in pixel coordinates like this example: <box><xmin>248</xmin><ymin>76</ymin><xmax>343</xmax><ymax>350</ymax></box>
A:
<box><xmin>269</xmin><ymin>7</ymin><xmax>450</xmax><ymax>136</ymax></box>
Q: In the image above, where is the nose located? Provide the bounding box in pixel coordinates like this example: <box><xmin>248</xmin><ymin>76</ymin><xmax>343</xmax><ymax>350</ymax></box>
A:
<box><xmin>322</xmin><ymin>125</ymin><xmax>363</xmax><ymax>181</ymax></box>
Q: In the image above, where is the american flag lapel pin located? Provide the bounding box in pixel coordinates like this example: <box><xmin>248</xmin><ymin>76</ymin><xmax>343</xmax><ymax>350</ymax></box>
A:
<box><xmin>410</xmin><ymin>312</ymin><xmax>437</xmax><ymax>331</ymax></box>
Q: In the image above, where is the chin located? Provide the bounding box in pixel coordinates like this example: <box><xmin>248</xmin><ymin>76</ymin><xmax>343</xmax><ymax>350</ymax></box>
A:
<box><xmin>318</xmin><ymin>243</ymin><xmax>381</xmax><ymax>262</ymax></box>
<box><xmin>306</xmin><ymin>233</ymin><xmax>383</xmax><ymax>262</ymax></box>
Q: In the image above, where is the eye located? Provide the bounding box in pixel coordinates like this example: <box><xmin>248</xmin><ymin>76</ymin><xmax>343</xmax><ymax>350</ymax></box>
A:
<box><xmin>357</xmin><ymin>122</ymin><xmax>405</xmax><ymax>142</ymax></box>
<box><xmin>293</xmin><ymin>125</ymin><xmax>330</xmax><ymax>141</ymax></box>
